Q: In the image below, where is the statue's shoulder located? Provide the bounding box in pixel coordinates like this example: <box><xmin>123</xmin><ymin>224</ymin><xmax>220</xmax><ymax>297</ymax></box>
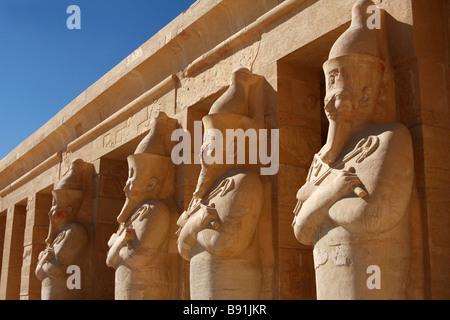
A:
<box><xmin>362</xmin><ymin>122</ymin><xmax>413</xmax><ymax>173</ymax></box>
<box><xmin>140</xmin><ymin>199</ymin><xmax>168</xmax><ymax>211</ymax></box>
<box><xmin>224</xmin><ymin>169</ymin><xmax>262</xmax><ymax>190</ymax></box>
<box><xmin>369</xmin><ymin>122</ymin><xmax>409</xmax><ymax>139</ymax></box>
<box><xmin>375</xmin><ymin>122</ymin><xmax>412</xmax><ymax>151</ymax></box>
<box><xmin>56</xmin><ymin>222</ymin><xmax>88</xmax><ymax>246</ymax></box>
<box><xmin>135</xmin><ymin>199</ymin><xmax>170</xmax><ymax>221</ymax></box>
<box><xmin>351</xmin><ymin>122</ymin><xmax>411</xmax><ymax>153</ymax></box>
<box><xmin>63</xmin><ymin>222</ymin><xmax>87</xmax><ymax>234</ymax></box>
<box><xmin>206</xmin><ymin>169</ymin><xmax>263</xmax><ymax>205</ymax></box>
<box><xmin>381</xmin><ymin>122</ymin><xmax>410</xmax><ymax>137</ymax></box>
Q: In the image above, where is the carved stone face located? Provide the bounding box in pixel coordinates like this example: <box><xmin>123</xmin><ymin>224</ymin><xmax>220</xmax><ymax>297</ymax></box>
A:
<box><xmin>323</xmin><ymin>55</ymin><xmax>385</xmax><ymax>123</ymax></box>
<box><xmin>321</xmin><ymin>57</ymin><xmax>384</xmax><ymax>164</ymax></box>
<box><xmin>45</xmin><ymin>189</ymin><xmax>82</xmax><ymax>244</ymax></box>
<box><xmin>49</xmin><ymin>200</ymin><xmax>71</xmax><ymax>221</ymax></box>
<box><xmin>193</xmin><ymin>112</ymin><xmax>257</xmax><ymax>199</ymax></box>
<box><xmin>320</xmin><ymin>72</ymin><xmax>358</xmax><ymax>164</ymax></box>
<box><xmin>118</xmin><ymin>162</ymin><xmax>153</xmax><ymax>224</ymax></box>
<box><xmin>117</xmin><ymin>153</ymin><xmax>170</xmax><ymax>224</ymax></box>
<box><xmin>49</xmin><ymin>189</ymin><xmax>82</xmax><ymax>221</ymax></box>
<box><xmin>324</xmin><ymin>87</ymin><xmax>355</xmax><ymax>123</ymax></box>
<box><xmin>123</xmin><ymin>165</ymin><xmax>156</xmax><ymax>201</ymax></box>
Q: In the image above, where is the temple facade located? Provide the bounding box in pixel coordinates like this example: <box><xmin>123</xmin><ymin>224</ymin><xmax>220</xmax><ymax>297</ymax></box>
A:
<box><xmin>0</xmin><ymin>0</ymin><xmax>448</xmax><ymax>300</ymax></box>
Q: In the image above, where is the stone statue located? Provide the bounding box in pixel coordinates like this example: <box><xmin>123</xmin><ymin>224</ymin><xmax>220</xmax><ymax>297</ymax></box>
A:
<box><xmin>106</xmin><ymin>111</ymin><xmax>177</xmax><ymax>300</ymax></box>
<box><xmin>35</xmin><ymin>158</ymin><xmax>91</xmax><ymax>300</ymax></box>
<box><xmin>176</xmin><ymin>67</ymin><xmax>273</xmax><ymax>300</ymax></box>
<box><xmin>292</xmin><ymin>0</ymin><xmax>414</xmax><ymax>299</ymax></box>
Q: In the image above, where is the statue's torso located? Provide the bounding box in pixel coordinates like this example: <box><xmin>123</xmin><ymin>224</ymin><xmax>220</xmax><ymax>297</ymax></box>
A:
<box><xmin>40</xmin><ymin>222</ymin><xmax>88</xmax><ymax>300</ymax></box>
<box><xmin>189</xmin><ymin>169</ymin><xmax>264</xmax><ymax>300</ymax></box>
<box><xmin>113</xmin><ymin>200</ymin><xmax>171</xmax><ymax>300</ymax></box>
<box><xmin>306</xmin><ymin>123</ymin><xmax>413</xmax><ymax>299</ymax></box>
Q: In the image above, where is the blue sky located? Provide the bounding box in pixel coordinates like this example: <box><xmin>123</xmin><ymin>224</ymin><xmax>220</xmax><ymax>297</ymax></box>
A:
<box><xmin>0</xmin><ymin>0</ymin><xmax>194</xmax><ymax>161</ymax></box>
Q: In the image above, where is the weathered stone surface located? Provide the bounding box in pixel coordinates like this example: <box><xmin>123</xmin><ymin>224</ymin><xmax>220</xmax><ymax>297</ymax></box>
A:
<box><xmin>0</xmin><ymin>0</ymin><xmax>448</xmax><ymax>300</ymax></box>
<box><xmin>106</xmin><ymin>112</ymin><xmax>179</xmax><ymax>300</ymax></box>
<box><xmin>176</xmin><ymin>68</ymin><xmax>274</xmax><ymax>299</ymax></box>
<box><xmin>292</xmin><ymin>0</ymin><xmax>420</xmax><ymax>299</ymax></box>
<box><xmin>35</xmin><ymin>159</ymin><xmax>93</xmax><ymax>300</ymax></box>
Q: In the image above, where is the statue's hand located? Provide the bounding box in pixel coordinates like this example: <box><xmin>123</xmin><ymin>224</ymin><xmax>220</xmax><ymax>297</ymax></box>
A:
<box><xmin>119</xmin><ymin>226</ymin><xmax>135</xmax><ymax>249</ymax></box>
<box><xmin>200</xmin><ymin>203</ymin><xmax>220</xmax><ymax>230</ymax></box>
<box><xmin>41</xmin><ymin>246</ymin><xmax>55</xmax><ymax>260</ymax></box>
<box><xmin>176</xmin><ymin>210</ymin><xmax>190</xmax><ymax>229</ymax></box>
<box><xmin>296</xmin><ymin>182</ymin><xmax>318</xmax><ymax>202</ymax></box>
<box><xmin>107</xmin><ymin>232</ymin><xmax>118</xmax><ymax>248</ymax></box>
<box><xmin>38</xmin><ymin>249</ymin><xmax>46</xmax><ymax>261</ymax></box>
<box><xmin>330</xmin><ymin>168</ymin><xmax>362</xmax><ymax>199</ymax></box>
<box><xmin>124</xmin><ymin>226</ymin><xmax>136</xmax><ymax>242</ymax></box>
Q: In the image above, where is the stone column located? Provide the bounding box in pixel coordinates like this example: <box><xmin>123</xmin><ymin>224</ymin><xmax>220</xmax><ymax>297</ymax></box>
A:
<box><xmin>0</xmin><ymin>204</ymin><xmax>26</xmax><ymax>300</ymax></box>
<box><xmin>277</xmin><ymin>62</ymin><xmax>321</xmax><ymax>299</ymax></box>
<box><xmin>92</xmin><ymin>158</ymin><xmax>128</xmax><ymax>300</ymax></box>
<box><xmin>20</xmin><ymin>194</ymin><xmax>52</xmax><ymax>300</ymax></box>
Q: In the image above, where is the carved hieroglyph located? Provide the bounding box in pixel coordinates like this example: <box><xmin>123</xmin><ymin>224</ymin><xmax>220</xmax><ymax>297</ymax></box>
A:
<box><xmin>106</xmin><ymin>111</ymin><xmax>177</xmax><ymax>300</ymax></box>
<box><xmin>176</xmin><ymin>67</ymin><xmax>273</xmax><ymax>300</ymax></box>
<box><xmin>35</xmin><ymin>159</ymin><xmax>92</xmax><ymax>300</ymax></box>
<box><xmin>292</xmin><ymin>0</ymin><xmax>414</xmax><ymax>299</ymax></box>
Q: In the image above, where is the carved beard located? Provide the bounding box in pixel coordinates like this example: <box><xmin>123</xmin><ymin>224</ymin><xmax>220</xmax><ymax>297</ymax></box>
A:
<box><xmin>45</xmin><ymin>208</ymin><xmax>70</xmax><ymax>245</ymax></box>
<box><xmin>117</xmin><ymin>196</ymin><xmax>143</xmax><ymax>224</ymax></box>
<box><xmin>192</xmin><ymin>163</ymin><xmax>218</xmax><ymax>200</ymax></box>
<box><xmin>320</xmin><ymin>118</ymin><xmax>353</xmax><ymax>164</ymax></box>
<box><xmin>45</xmin><ymin>219</ymin><xmax>57</xmax><ymax>245</ymax></box>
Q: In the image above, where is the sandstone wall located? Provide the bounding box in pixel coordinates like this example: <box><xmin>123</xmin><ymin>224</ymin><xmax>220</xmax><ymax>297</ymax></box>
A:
<box><xmin>0</xmin><ymin>0</ymin><xmax>448</xmax><ymax>300</ymax></box>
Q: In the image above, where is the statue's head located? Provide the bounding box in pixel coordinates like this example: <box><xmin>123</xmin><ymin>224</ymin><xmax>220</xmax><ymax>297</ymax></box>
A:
<box><xmin>49</xmin><ymin>189</ymin><xmax>83</xmax><ymax>222</ymax></box>
<box><xmin>323</xmin><ymin>58</ymin><xmax>385</xmax><ymax>126</ymax></box>
<box><xmin>321</xmin><ymin>0</ymin><xmax>386</xmax><ymax>163</ymax></box>
<box><xmin>230</xmin><ymin>67</ymin><xmax>257</xmax><ymax>87</ymax></box>
<box><xmin>193</xmin><ymin>68</ymin><xmax>262</xmax><ymax>199</ymax></box>
<box><xmin>117</xmin><ymin>111</ymin><xmax>176</xmax><ymax>224</ymax></box>
<box><xmin>46</xmin><ymin>158</ymin><xmax>89</xmax><ymax>244</ymax></box>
